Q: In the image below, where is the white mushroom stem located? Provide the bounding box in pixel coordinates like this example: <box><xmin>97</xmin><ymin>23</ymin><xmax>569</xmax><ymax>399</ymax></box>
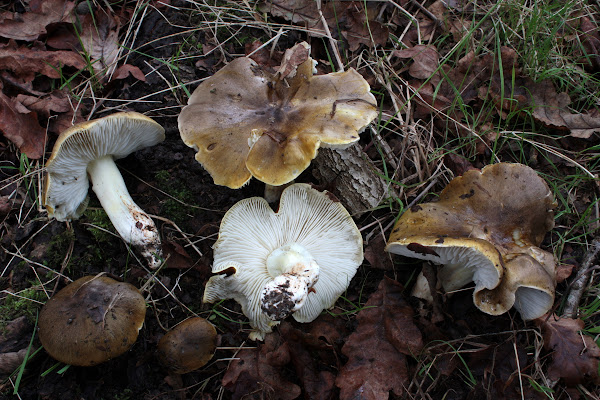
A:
<box><xmin>260</xmin><ymin>243</ymin><xmax>320</xmax><ymax>320</ymax></box>
<box><xmin>87</xmin><ymin>155</ymin><xmax>163</xmax><ymax>269</ymax></box>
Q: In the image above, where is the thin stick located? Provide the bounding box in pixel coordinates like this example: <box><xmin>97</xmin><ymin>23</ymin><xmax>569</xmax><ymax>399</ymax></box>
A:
<box><xmin>562</xmin><ymin>237</ymin><xmax>600</xmax><ymax>318</ymax></box>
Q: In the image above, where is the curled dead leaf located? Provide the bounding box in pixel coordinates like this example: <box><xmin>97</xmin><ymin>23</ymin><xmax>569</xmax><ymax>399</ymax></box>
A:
<box><xmin>535</xmin><ymin>314</ymin><xmax>600</xmax><ymax>386</ymax></box>
<box><xmin>336</xmin><ymin>277</ymin><xmax>423</xmax><ymax>400</ymax></box>
<box><xmin>0</xmin><ymin>0</ymin><xmax>75</xmax><ymax>41</ymax></box>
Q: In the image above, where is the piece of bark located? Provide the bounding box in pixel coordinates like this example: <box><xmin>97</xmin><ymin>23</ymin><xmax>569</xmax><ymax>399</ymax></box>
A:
<box><xmin>312</xmin><ymin>143</ymin><xmax>394</xmax><ymax>216</ymax></box>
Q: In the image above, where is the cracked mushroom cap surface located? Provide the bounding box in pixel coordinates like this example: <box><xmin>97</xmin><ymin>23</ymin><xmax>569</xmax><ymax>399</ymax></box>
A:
<box><xmin>178</xmin><ymin>44</ymin><xmax>378</xmax><ymax>188</ymax></box>
<box><xmin>203</xmin><ymin>183</ymin><xmax>363</xmax><ymax>340</ymax></box>
<box><xmin>43</xmin><ymin>111</ymin><xmax>165</xmax><ymax>221</ymax></box>
<box><xmin>157</xmin><ymin>317</ymin><xmax>218</xmax><ymax>374</ymax></box>
<box><xmin>38</xmin><ymin>275</ymin><xmax>146</xmax><ymax>366</ymax></box>
<box><xmin>386</xmin><ymin>162</ymin><xmax>557</xmax><ymax>319</ymax></box>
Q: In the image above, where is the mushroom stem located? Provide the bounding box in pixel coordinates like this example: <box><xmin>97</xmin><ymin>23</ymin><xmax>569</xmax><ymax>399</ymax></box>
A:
<box><xmin>87</xmin><ymin>155</ymin><xmax>163</xmax><ymax>268</ymax></box>
<box><xmin>263</xmin><ymin>182</ymin><xmax>293</xmax><ymax>203</ymax></box>
<box><xmin>261</xmin><ymin>243</ymin><xmax>320</xmax><ymax>320</ymax></box>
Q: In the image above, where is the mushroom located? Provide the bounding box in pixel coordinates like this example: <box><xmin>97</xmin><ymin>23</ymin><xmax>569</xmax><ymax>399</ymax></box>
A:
<box><xmin>38</xmin><ymin>275</ymin><xmax>146</xmax><ymax>366</ymax></box>
<box><xmin>178</xmin><ymin>42</ymin><xmax>378</xmax><ymax>193</ymax></box>
<box><xmin>203</xmin><ymin>183</ymin><xmax>363</xmax><ymax>340</ymax></box>
<box><xmin>157</xmin><ymin>317</ymin><xmax>218</xmax><ymax>374</ymax></box>
<box><xmin>43</xmin><ymin>112</ymin><xmax>165</xmax><ymax>268</ymax></box>
<box><xmin>386</xmin><ymin>163</ymin><xmax>557</xmax><ymax>320</ymax></box>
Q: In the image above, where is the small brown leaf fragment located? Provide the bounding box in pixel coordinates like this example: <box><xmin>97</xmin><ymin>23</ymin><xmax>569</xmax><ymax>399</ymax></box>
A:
<box><xmin>555</xmin><ymin>263</ymin><xmax>575</xmax><ymax>283</ymax></box>
<box><xmin>111</xmin><ymin>64</ymin><xmax>146</xmax><ymax>82</ymax></box>
<box><xmin>342</xmin><ymin>6</ymin><xmax>389</xmax><ymax>51</ymax></box>
<box><xmin>0</xmin><ymin>87</ymin><xmax>46</xmax><ymax>159</ymax></box>
<box><xmin>222</xmin><ymin>333</ymin><xmax>301</xmax><ymax>400</ymax></box>
<box><xmin>364</xmin><ymin>235</ymin><xmax>394</xmax><ymax>270</ymax></box>
<box><xmin>15</xmin><ymin>91</ymin><xmax>72</xmax><ymax>116</ymax></box>
<box><xmin>443</xmin><ymin>153</ymin><xmax>476</xmax><ymax>176</ymax></box>
<box><xmin>535</xmin><ymin>314</ymin><xmax>600</xmax><ymax>386</ymax></box>
<box><xmin>336</xmin><ymin>277</ymin><xmax>423</xmax><ymax>400</ymax></box>
<box><xmin>393</xmin><ymin>45</ymin><xmax>439</xmax><ymax>82</ymax></box>
<box><xmin>0</xmin><ymin>0</ymin><xmax>76</xmax><ymax>42</ymax></box>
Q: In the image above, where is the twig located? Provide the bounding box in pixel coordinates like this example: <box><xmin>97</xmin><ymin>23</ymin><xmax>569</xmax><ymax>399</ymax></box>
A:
<box><xmin>562</xmin><ymin>237</ymin><xmax>600</xmax><ymax>318</ymax></box>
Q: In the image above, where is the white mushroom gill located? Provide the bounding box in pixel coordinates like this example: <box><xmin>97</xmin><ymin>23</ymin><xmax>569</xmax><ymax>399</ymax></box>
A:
<box><xmin>261</xmin><ymin>243</ymin><xmax>320</xmax><ymax>320</ymax></box>
<box><xmin>87</xmin><ymin>155</ymin><xmax>162</xmax><ymax>269</ymax></box>
<box><xmin>203</xmin><ymin>183</ymin><xmax>363</xmax><ymax>341</ymax></box>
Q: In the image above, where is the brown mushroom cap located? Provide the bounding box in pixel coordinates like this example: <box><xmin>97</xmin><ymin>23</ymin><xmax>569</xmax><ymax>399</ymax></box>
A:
<box><xmin>38</xmin><ymin>275</ymin><xmax>146</xmax><ymax>366</ymax></box>
<box><xmin>178</xmin><ymin>42</ymin><xmax>378</xmax><ymax>188</ymax></box>
<box><xmin>386</xmin><ymin>163</ymin><xmax>557</xmax><ymax>319</ymax></box>
<box><xmin>156</xmin><ymin>317</ymin><xmax>217</xmax><ymax>374</ymax></box>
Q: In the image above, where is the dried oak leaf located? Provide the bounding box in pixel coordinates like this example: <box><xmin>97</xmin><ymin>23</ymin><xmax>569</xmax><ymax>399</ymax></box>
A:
<box><xmin>78</xmin><ymin>11</ymin><xmax>120</xmax><ymax>78</ymax></box>
<box><xmin>112</xmin><ymin>64</ymin><xmax>146</xmax><ymax>82</ymax></box>
<box><xmin>393</xmin><ymin>45</ymin><xmax>439</xmax><ymax>83</ymax></box>
<box><xmin>342</xmin><ymin>6</ymin><xmax>389</xmax><ymax>52</ymax></box>
<box><xmin>0</xmin><ymin>40</ymin><xmax>86</xmax><ymax>80</ymax></box>
<box><xmin>0</xmin><ymin>85</ymin><xmax>46</xmax><ymax>159</ymax></box>
<box><xmin>222</xmin><ymin>333</ymin><xmax>301</xmax><ymax>400</ymax></box>
<box><xmin>336</xmin><ymin>277</ymin><xmax>423</xmax><ymax>400</ymax></box>
<box><xmin>535</xmin><ymin>314</ymin><xmax>600</xmax><ymax>386</ymax></box>
<box><xmin>0</xmin><ymin>0</ymin><xmax>76</xmax><ymax>41</ymax></box>
<box><xmin>280</xmin><ymin>322</ymin><xmax>337</xmax><ymax>400</ymax></box>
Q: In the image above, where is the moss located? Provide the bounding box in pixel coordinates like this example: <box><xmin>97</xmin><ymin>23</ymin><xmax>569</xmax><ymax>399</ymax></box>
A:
<box><xmin>0</xmin><ymin>282</ymin><xmax>45</xmax><ymax>329</ymax></box>
<box><xmin>155</xmin><ymin>170</ymin><xmax>197</xmax><ymax>225</ymax></box>
<box><xmin>84</xmin><ymin>208</ymin><xmax>115</xmax><ymax>244</ymax></box>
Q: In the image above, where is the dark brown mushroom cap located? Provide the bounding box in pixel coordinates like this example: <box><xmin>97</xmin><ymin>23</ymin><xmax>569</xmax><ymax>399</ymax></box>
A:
<box><xmin>178</xmin><ymin>44</ymin><xmax>378</xmax><ymax>188</ymax></box>
<box><xmin>38</xmin><ymin>275</ymin><xmax>146</xmax><ymax>366</ymax></box>
<box><xmin>156</xmin><ymin>317</ymin><xmax>217</xmax><ymax>374</ymax></box>
<box><xmin>386</xmin><ymin>163</ymin><xmax>557</xmax><ymax>319</ymax></box>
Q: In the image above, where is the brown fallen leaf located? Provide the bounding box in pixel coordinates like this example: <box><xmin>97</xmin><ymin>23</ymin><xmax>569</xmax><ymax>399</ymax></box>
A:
<box><xmin>280</xmin><ymin>323</ymin><xmax>337</xmax><ymax>399</ymax></box>
<box><xmin>112</xmin><ymin>64</ymin><xmax>146</xmax><ymax>82</ymax></box>
<box><xmin>0</xmin><ymin>0</ymin><xmax>76</xmax><ymax>42</ymax></box>
<box><xmin>0</xmin><ymin>84</ymin><xmax>47</xmax><ymax>159</ymax></box>
<box><xmin>342</xmin><ymin>5</ymin><xmax>389</xmax><ymax>52</ymax></box>
<box><xmin>394</xmin><ymin>45</ymin><xmax>440</xmax><ymax>83</ymax></box>
<box><xmin>535</xmin><ymin>314</ymin><xmax>600</xmax><ymax>386</ymax></box>
<box><xmin>77</xmin><ymin>11</ymin><xmax>121</xmax><ymax>78</ymax></box>
<box><xmin>336</xmin><ymin>277</ymin><xmax>423</xmax><ymax>400</ymax></box>
<box><xmin>0</xmin><ymin>40</ymin><xmax>86</xmax><ymax>80</ymax></box>
<box><xmin>15</xmin><ymin>91</ymin><xmax>72</xmax><ymax>117</ymax></box>
<box><xmin>222</xmin><ymin>333</ymin><xmax>301</xmax><ymax>400</ymax></box>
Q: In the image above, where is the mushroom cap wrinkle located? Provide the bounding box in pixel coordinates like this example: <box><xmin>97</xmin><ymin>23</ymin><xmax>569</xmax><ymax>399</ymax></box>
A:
<box><xmin>44</xmin><ymin>111</ymin><xmax>165</xmax><ymax>221</ymax></box>
<box><xmin>203</xmin><ymin>183</ymin><xmax>363</xmax><ymax>340</ymax></box>
<box><xmin>386</xmin><ymin>163</ymin><xmax>557</xmax><ymax>320</ymax></box>
<box><xmin>178</xmin><ymin>43</ymin><xmax>378</xmax><ymax>188</ymax></box>
<box><xmin>38</xmin><ymin>275</ymin><xmax>146</xmax><ymax>366</ymax></box>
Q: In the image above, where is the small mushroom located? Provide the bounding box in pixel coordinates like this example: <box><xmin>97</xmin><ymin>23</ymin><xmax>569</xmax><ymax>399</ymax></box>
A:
<box><xmin>43</xmin><ymin>112</ymin><xmax>165</xmax><ymax>268</ymax></box>
<box><xmin>38</xmin><ymin>275</ymin><xmax>146</xmax><ymax>366</ymax></box>
<box><xmin>203</xmin><ymin>183</ymin><xmax>363</xmax><ymax>340</ymax></box>
<box><xmin>386</xmin><ymin>163</ymin><xmax>557</xmax><ymax>320</ymax></box>
<box><xmin>178</xmin><ymin>42</ymin><xmax>378</xmax><ymax>190</ymax></box>
<box><xmin>157</xmin><ymin>317</ymin><xmax>218</xmax><ymax>374</ymax></box>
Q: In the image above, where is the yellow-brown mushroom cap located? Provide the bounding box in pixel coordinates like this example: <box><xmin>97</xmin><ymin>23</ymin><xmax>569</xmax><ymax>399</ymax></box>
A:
<box><xmin>386</xmin><ymin>163</ymin><xmax>557</xmax><ymax>319</ymax></box>
<box><xmin>178</xmin><ymin>43</ymin><xmax>378</xmax><ymax>188</ymax></box>
<box><xmin>157</xmin><ymin>317</ymin><xmax>218</xmax><ymax>374</ymax></box>
<box><xmin>38</xmin><ymin>275</ymin><xmax>146</xmax><ymax>366</ymax></box>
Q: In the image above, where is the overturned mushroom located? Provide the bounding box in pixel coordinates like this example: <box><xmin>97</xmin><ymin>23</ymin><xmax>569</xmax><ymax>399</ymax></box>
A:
<box><xmin>203</xmin><ymin>183</ymin><xmax>363</xmax><ymax>340</ymax></box>
<box><xmin>43</xmin><ymin>112</ymin><xmax>165</xmax><ymax>268</ymax></box>
<box><xmin>386</xmin><ymin>163</ymin><xmax>557</xmax><ymax>320</ymax></box>
<box><xmin>157</xmin><ymin>317</ymin><xmax>218</xmax><ymax>374</ymax></box>
<box><xmin>38</xmin><ymin>275</ymin><xmax>146</xmax><ymax>366</ymax></box>
<box><xmin>178</xmin><ymin>42</ymin><xmax>378</xmax><ymax>190</ymax></box>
